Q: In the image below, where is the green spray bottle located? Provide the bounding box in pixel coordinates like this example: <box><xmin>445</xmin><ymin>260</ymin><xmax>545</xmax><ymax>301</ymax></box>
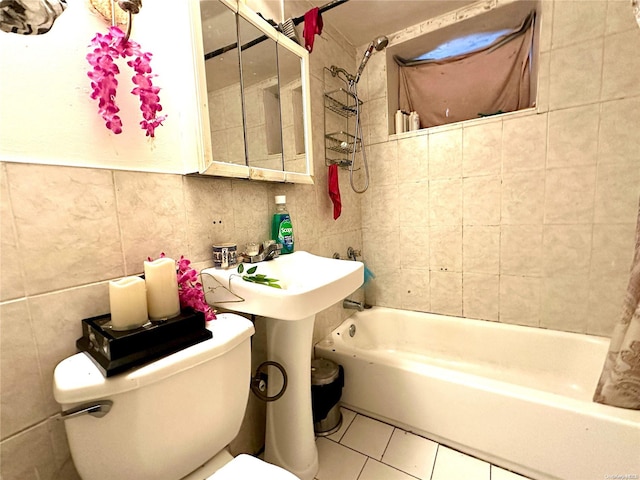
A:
<box><xmin>272</xmin><ymin>195</ymin><xmax>294</xmax><ymax>254</ymax></box>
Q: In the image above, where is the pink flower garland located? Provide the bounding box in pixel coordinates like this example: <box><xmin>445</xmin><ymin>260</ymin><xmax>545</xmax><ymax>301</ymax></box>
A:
<box><xmin>176</xmin><ymin>256</ymin><xmax>217</xmax><ymax>322</ymax></box>
<box><xmin>87</xmin><ymin>26</ymin><xmax>166</xmax><ymax>137</ymax></box>
<box><xmin>149</xmin><ymin>253</ymin><xmax>216</xmax><ymax>322</ymax></box>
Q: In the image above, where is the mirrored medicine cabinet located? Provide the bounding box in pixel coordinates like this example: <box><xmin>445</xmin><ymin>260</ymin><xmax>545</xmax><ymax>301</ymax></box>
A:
<box><xmin>191</xmin><ymin>0</ymin><xmax>314</xmax><ymax>184</ymax></box>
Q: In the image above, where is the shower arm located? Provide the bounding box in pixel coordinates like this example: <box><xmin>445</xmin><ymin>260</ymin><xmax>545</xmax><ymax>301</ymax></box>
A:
<box><xmin>329</xmin><ymin>65</ymin><xmax>356</xmax><ymax>85</ymax></box>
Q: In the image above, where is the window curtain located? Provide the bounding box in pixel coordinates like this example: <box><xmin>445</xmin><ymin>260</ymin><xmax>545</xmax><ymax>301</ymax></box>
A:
<box><xmin>396</xmin><ymin>12</ymin><xmax>535</xmax><ymax>128</ymax></box>
<box><xmin>593</xmin><ymin>197</ymin><xmax>640</xmax><ymax>410</ymax></box>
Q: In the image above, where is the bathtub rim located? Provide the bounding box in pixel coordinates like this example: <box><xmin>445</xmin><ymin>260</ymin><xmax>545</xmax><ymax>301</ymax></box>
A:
<box><xmin>315</xmin><ymin>307</ymin><xmax>640</xmax><ymax>480</ymax></box>
<box><xmin>316</xmin><ymin>307</ymin><xmax>639</xmax><ymax>426</ymax></box>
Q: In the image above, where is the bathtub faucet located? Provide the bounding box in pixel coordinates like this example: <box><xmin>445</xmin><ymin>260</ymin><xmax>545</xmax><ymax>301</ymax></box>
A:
<box><xmin>343</xmin><ymin>298</ymin><xmax>364</xmax><ymax>311</ymax></box>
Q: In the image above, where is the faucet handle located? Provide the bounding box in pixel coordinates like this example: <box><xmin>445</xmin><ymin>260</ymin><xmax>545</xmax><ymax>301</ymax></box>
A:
<box><xmin>347</xmin><ymin>247</ymin><xmax>361</xmax><ymax>260</ymax></box>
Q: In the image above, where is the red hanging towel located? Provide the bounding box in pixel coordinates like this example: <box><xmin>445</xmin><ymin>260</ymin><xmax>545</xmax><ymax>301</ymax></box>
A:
<box><xmin>303</xmin><ymin>7</ymin><xmax>323</xmax><ymax>53</ymax></box>
<box><xmin>328</xmin><ymin>164</ymin><xmax>342</xmax><ymax>220</ymax></box>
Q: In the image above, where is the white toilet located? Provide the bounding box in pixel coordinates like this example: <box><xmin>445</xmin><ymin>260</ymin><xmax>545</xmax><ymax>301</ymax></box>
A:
<box><xmin>53</xmin><ymin>313</ymin><xmax>299</xmax><ymax>480</ymax></box>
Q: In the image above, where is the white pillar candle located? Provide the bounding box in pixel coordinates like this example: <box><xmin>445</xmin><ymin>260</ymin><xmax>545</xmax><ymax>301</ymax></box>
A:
<box><xmin>109</xmin><ymin>276</ymin><xmax>148</xmax><ymax>330</ymax></box>
<box><xmin>144</xmin><ymin>257</ymin><xmax>181</xmax><ymax>320</ymax></box>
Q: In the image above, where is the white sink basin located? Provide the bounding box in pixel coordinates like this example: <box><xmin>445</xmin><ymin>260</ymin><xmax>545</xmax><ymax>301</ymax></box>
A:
<box><xmin>201</xmin><ymin>251</ymin><xmax>363</xmax><ymax>320</ymax></box>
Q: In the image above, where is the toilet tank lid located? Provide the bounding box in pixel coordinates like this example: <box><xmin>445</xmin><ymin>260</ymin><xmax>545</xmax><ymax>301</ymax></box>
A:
<box><xmin>53</xmin><ymin>313</ymin><xmax>254</xmax><ymax>405</ymax></box>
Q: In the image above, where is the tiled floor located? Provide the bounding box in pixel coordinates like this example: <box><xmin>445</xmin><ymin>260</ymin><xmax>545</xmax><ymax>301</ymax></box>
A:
<box><xmin>315</xmin><ymin>408</ymin><xmax>530</xmax><ymax>480</ymax></box>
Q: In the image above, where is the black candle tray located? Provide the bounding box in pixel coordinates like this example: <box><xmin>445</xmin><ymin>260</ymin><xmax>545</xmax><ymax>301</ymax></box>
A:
<box><xmin>76</xmin><ymin>309</ymin><xmax>211</xmax><ymax>378</ymax></box>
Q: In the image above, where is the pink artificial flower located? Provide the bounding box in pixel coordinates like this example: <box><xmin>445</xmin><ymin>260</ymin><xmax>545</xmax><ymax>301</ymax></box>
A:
<box><xmin>87</xmin><ymin>26</ymin><xmax>166</xmax><ymax>137</ymax></box>
<box><xmin>147</xmin><ymin>252</ymin><xmax>166</xmax><ymax>262</ymax></box>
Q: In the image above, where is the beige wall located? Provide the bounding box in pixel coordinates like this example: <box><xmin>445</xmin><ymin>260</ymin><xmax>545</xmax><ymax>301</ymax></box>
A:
<box><xmin>0</xmin><ymin>16</ymin><xmax>359</xmax><ymax>480</ymax></box>
<box><xmin>358</xmin><ymin>0</ymin><xmax>640</xmax><ymax>335</ymax></box>
<box><xmin>2</xmin><ymin>1</ymin><xmax>639</xmax><ymax>479</ymax></box>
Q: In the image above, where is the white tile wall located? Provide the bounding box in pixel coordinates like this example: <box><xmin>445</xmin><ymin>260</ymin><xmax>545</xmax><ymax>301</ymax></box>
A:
<box><xmin>462</xmin><ymin>225</ymin><xmax>500</xmax><ymax>274</ymax></box>
<box><xmin>602</xmin><ymin>29</ymin><xmax>640</xmax><ymax>99</ymax></box>
<box><xmin>429</xmin><ymin>127</ymin><xmax>462</xmax><ymax>179</ymax></box>
<box><xmin>463</xmin><ymin>273</ymin><xmax>500</xmax><ymax>321</ymax></box>
<box><xmin>462</xmin><ymin>120</ymin><xmax>502</xmax><ymax>177</ymax></box>
<box><xmin>543</xmin><ymin>166</ymin><xmax>597</xmax><ymax>225</ymax></box>
<box><xmin>401</xmin><ymin>267</ymin><xmax>431</xmax><ymax>311</ymax></box>
<box><xmin>548</xmin><ymin>38</ymin><xmax>604</xmax><ymax>110</ymax></box>
<box><xmin>501</xmin><ymin>114</ymin><xmax>547</xmax><ymax>173</ymax></box>
<box><xmin>462</xmin><ymin>175</ymin><xmax>501</xmax><ymax>225</ymax></box>
<box><xmin>551</xmin><ymin>1</ymin><xmax>607</xmax><ymax>48</ymax></box>
<box><xmin>360</xmin><ymin>0</ymin><xmax>639</xmax><ymax>333</ymax></box>
<box><xmin>429</xmin><ymin>225</ymin><xmax>462</xmax><ymax>272</ymax></box>
<box><xmin>546</xmin><ymin>104</ymin><xmax>600</xmax><ymax>168</ymax></box>
<box><xmin>429</xmin><ymin>178</ymin><xmax>462</xmax><ymax>226</ymax></box>
<box><xmin>2</xmin><ymin>1</ymin><xmax>639</xmax><ymax>479</ymax></box>
<box><xmin>499</xmin><ymin>275</ymin><xmax>542</xmax><ymax>327</ymax></box>
<box><xmin>501</xmin><ymin>171</ymin><xmax>545</xmax><ymax>224</ymax></box>
<box><xmin>397</xmin><ymin>133</ymin><xmax>429</xmax><ymax>183</ymax></box>
<box><xmin>429</xmin><ymin>271</ymin><xmax>463</xmax><ymax>316</ymax></box>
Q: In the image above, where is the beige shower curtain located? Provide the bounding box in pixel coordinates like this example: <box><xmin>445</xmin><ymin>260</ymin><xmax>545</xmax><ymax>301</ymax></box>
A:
<box><xmin>593</xmin><ymin>197</ymin><xmax>640</xmax><ymax>409</ymax></box>
<box><xmin>396</xmin><ymin>13</ymin><xmax>534</xmax><ymax>128</ymax></box>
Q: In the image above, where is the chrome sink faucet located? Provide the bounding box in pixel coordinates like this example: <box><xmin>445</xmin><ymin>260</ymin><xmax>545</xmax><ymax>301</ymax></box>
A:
<box><xmin>262</xmin><ymin>242</ymin><xmax>281</xmax><ymax>261</ymax></box>
<box><xmin>241</xmin><ymin>242</ymin><xmax>282</xmax><ymax>263</ymax></box>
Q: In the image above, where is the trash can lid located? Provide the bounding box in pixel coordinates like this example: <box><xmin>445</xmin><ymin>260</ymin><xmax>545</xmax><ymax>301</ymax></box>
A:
<box><xmin>311</xmin><ymin>358</ymin><xmax>339</xmax><ymax>385</ymax></box>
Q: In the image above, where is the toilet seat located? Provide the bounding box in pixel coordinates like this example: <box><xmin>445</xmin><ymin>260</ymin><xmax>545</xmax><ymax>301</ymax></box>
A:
<box><xmin>208</xmin><ymin>454</ymin><xmax>300</xmax><ymax>479</ymax></box>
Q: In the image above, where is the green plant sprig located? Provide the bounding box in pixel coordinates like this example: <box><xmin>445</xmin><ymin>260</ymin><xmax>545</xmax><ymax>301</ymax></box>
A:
<box><xmin>237</xmin><ymin>264</ymin><xmax>281</xmax><ymax>289</ymax></box>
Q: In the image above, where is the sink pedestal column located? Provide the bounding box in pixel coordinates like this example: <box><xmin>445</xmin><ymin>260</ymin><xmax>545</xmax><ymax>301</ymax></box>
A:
<box><xmin>264</xmin><ymin>315</ymin><xmax>318</xmax><ymax>480</ymax></box>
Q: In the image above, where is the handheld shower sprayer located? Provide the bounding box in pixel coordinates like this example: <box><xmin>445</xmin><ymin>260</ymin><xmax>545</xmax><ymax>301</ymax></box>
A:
<box><xmin>353</xmin><ymin>35</ymin><xmax>389</xmax><ymax>84</ymax></box>
<box><xmin>326</xmin><ymin>34</ymin><xmax>388</xmax><ymax>194</ymax></box>
<box><xmin>329</xmin><ymin>35</ymin><xmax>389</xmax><ymax>85</ymax></box>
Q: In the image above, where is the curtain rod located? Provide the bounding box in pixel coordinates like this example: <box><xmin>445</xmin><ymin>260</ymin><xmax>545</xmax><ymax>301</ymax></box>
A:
<box><xmin>204</xmin><ymin>0</ymin><xmax>349</xmax><ymax>61</ymax></box>
<box><xmin>290</xmin><ymin>0</ymin><xmax>348</xmax><ymax>26</ymax></box>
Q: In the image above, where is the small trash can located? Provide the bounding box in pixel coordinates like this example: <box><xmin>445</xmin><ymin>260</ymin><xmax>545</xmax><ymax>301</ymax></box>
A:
<box><xmin>311</xmin><ymin>358</ymin><xmax>344</xmax><ymax>436</ymax></box>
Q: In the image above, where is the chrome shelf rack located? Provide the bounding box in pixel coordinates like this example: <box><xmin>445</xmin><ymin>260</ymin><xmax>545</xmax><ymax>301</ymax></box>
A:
<box><xmin>324</xmin><ymin>88</ymin><xmax>362</xmax><ymax>118</ymax></box>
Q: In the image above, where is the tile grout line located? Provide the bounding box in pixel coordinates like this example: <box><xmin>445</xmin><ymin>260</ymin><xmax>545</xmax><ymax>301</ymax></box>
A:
<box><xmin>379</xmin><ymin>426</ymin><xmax>396</xmax><ymax>461</ymax></box>
<box><xmin>339</xmin><ymin>415</ymin><xmax>431</xmax><ymax>480</ymax></box>
<box><xmin>355</xmin><ymin>456</ymin><xmax>368</xmax><ymax>480</ymax></box>
<box><xmin>318</xmin><ymin>409</ymin><xmax>531</xmax><ymax>480</ymax></box>
<box><xmin>428</xmin><ymin>443</ymin><xmax>440</xmax><ymax>480</ymax></box>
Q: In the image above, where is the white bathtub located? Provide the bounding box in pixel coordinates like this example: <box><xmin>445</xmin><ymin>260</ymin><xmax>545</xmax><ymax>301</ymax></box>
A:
<box><xmin>314</xmin><ymin>307</ymin><xmax>640</xmax><ymax>480</ymax></box>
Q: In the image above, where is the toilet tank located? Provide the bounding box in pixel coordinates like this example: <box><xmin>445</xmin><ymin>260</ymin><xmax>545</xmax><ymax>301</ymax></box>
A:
<box><xmin>54</xmin><ymin>313</ymin><xmax>255</xmax><ymax>480</ymax></box>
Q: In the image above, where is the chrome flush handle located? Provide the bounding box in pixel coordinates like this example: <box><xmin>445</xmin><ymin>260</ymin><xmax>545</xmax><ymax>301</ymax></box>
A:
<box><xmin>59</xmin><ymin>400</ymin><xmax>113</xmax><ymax>420</ymax></box>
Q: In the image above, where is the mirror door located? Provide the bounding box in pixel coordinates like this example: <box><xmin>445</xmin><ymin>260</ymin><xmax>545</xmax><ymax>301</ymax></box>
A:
<box><xmin>200</xmin><ymin>0</ymin><xmax>245</xmax><ymax>166</ymax></box>
<box><xmin>193</xmin><ymin>0</ymin><xmax>314</xmax><ymax>183</ymax></box>
<box><xmin>237</xmin><ymin>14</ymin><xmax>283</xmax><ymax>171</ymax></box>
<box><xmin>277</xmin><ymin>42</ymin><xmax>307</xmax><ymax>174</ymax></box>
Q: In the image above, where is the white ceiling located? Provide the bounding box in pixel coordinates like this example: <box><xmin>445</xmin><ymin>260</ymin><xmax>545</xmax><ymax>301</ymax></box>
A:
<box><xmin>279</xmin><ymin>0</ymin><xmax>476</xmax><ymax>48</ymax></box>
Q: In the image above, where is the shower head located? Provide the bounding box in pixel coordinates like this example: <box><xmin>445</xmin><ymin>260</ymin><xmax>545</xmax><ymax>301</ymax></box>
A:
<box><xmin>353</xmin><ymin>35</ymin><xmax>389</xmax><ymax>84</ymax></box>
<box><xmin>372</xmin><ymin>35</ymin><xmax>390</xmax><ymax>51</ymax></box>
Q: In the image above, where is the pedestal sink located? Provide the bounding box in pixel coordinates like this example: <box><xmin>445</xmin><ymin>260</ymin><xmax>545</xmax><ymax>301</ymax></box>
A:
<box><xmin>201</xmin><ymin>251</ymin><xmax>363</xmax><ymax>480</ymax></box>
